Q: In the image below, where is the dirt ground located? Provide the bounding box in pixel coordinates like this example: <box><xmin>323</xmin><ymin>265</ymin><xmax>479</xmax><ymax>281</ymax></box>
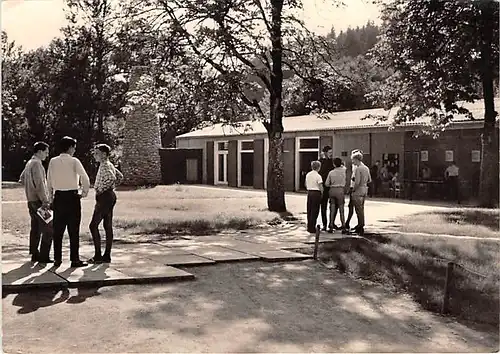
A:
<box><xmin>2</xmin><ymin>261</ymin><xmax>498</xmax><ymax>353</ymax></box>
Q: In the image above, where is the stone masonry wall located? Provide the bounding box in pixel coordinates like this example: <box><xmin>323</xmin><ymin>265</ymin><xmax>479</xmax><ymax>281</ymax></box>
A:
<box><xmin>121</xmin><ymin>66</ymin><xmax>162</xmax><ymax>186</ymax></box>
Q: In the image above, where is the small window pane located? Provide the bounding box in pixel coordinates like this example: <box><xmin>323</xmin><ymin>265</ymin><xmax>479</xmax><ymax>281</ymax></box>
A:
<box><xmin>299</xmin><ymin>138</ymin><xmax>319</xmax><ymax>149</ymax></box>
<box><xmin>241</xmin><ymin>141</ymin><xmax>254</xmax><ymax>151</ymax></box>
<box><xmin>217</xmin><ymin>142</ymin><xmax>228</xmax><ymax>151</ymax></box>
<box><xmin>341</xmin><ymin>151</ymin><xmax>348</xmax><ymax>157</ymax></box>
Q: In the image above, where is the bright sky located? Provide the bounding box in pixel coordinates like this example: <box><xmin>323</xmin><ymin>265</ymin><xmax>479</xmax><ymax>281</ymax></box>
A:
<box><xmin>1</xmin><ymin>0</ymin><xmax>380</xmax><ymax>51</ymax></box>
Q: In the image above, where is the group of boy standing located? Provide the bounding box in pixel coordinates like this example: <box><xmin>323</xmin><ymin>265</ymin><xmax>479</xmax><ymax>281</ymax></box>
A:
<box><xmin>19</xmin><ymin>136</ymin><xmax>123</xmax><ymax>268</ymax></box>
<box><xmin>305</xmin><ymin>146</ymin><xmax>372</xmax><ymax>236</ymax></box>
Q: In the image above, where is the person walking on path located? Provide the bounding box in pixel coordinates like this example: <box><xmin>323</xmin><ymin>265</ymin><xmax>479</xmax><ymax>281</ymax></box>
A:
<box><xmin>444</xmin><ymin>161</ymin><xmax>460</xmax><ymax>204</ymax></box>
<box><xmin>305</xmin><ymin>160</ymin><xmax>323</xmax><ymax>234</ymax></box>
<box><xmin>324</xmin><ymin>157</ymin><xmax>349</xmax><ymax>234</ymax></box>
<box><xmin>88</xmin><ymin>144</ymin><xmax>123</xmax><ymax>264</ymax></box>
<box><xmin>319</xmin><ymin>146</ymin><xmax>334</xmax><ymax>231</ymax></box>
<box><xmin>47</xmin><ymin>136</ymin><xmax>90</xmax><ymax>268</ymax></box>
<box><xmin>350</xmin><ymin>150</ymin><xmax>372</xmax><ymax>236</ymax></box>
<box><xmin>18</xmin><ymin>141</ymin><xmax>53</xmax><ymax>263</ymax></box>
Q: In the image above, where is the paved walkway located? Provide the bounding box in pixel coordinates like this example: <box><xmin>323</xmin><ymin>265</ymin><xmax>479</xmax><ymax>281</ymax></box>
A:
<box><xmin>3</xmin><ymin>229</ymin><xmax>335</xmax><ymax>293</ymax></box>
<box><xmin>3</xmin><ymin>186</ymin><xmax>469</xmax><ymax>293</ymax></box>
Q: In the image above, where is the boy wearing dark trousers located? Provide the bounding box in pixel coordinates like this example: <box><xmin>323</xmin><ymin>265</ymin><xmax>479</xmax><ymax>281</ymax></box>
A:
<box><xmin>319</xmin><ymin>146</ymin><xmax>334</xmax><ymax>231</ymax></box>
<box><xmin>88</xmin><ymin>144</ymin><xmax>124</xmax><ymax>264</ymax></box>
<box><xmin>305</xmin><ymin>160</ymin><xmax>323</xmax><ymax>234</ymax></box>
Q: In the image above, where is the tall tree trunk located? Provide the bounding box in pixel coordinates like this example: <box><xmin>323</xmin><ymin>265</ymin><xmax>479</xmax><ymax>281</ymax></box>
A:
<box><xmin>267</xmin><ymin>0</ymin><xmax>286</xmax><ymax>212</ymax></box>
<box><xmin>478</xmin><ymin>0</ymin><xmax>499</xmax><ymax>208</ymax></box>
<box><xmin>267</xmin><ymin>133</ymin><xmax>286</xmax><ymax>211</ymax></box>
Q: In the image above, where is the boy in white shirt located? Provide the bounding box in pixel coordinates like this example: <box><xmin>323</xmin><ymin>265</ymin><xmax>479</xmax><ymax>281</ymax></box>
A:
<box><xmin>305</xmin><ymin>160</ymin><xmax>323</xmax><ymax>234</ymax></box>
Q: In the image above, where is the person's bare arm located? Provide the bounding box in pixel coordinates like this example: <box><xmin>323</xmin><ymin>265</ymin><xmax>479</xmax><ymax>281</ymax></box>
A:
<box><xmin>324</xmin><ymin>172</ymin><xmax>332</xmax><ymax>187</ymax></box>
<box><xmin>75</xmin><ymin>158</ymin><xmax>90</xmax><ymax>197</ymax></box>
<box><xmin>18</xmin><ymin>166</ymin><xmax>27</xmax><ymax>185</ymax></box>
<box><xmin>46</xmin><ymin>160</ymin><xmax>54</xmax><ymax>203</ymax></box>
<box><xmin>114</xmin><ymin>166</ymin><xmax>124</xmax><ymax>185</ymax></box>
<box><xmin>353</xmin><ymin>167</ymin><xmax>361</xmax><ymax>191</ymax></box>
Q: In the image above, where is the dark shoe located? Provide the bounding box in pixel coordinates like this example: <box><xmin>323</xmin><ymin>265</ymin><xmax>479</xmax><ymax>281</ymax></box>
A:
<box><xmin>356</xmin><ymin>227</ymin><xmax>365</xmax><ymax>236</ymax></box>
<box><xmin>54</xmin><ymin>260</ymin><xmax>62</xmax><ymax>267</ymax></box>
<box><xmin>101</xmin><ymin>254</ymin><xmax>111</xmax><ymax>263</ymax></box>
<box><xmin>322</xmin><ymin>226</ymin><xmax>327</xmax><ymax>232</ymax></box>
<box><xmin>332</xmin><ymin>224</ymin><xmax>340</xmax><ymax>230</ymax></box>
<box><xmin>70</xmin><ymin>261</ymin><xmax>88</xmax><ymax>268</ymax></box>
<box><xmin>327</xmin><ymin>228</ymin><xmax>334</xmax><ymax>234</ymax></box>
<box><xmin>31</xmin><ymin>253</ymin><xmax>40</xmax><ymax>262</ymax></box>
<box><xmin>38</xmin><ymin>258</ymin><xmax>54</xmax><ymax>264</ymax></box>
<box><xmin>341</xmin><ymin>229</ymin><xmax>350</xmax><ymax>235</ymax></box>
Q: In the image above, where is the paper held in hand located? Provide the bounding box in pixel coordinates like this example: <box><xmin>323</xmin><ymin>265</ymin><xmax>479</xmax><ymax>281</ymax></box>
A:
<box><xmin>37</xmin><ymin>207</ymin><xmax>53</xmax><ymax>224</ymax></box>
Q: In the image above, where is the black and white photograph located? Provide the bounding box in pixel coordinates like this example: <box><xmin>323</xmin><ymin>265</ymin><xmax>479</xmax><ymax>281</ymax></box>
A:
<box><xmin>1</xmin><ymin>0</ymin><xmax>499</xmax><ymax>352</ymax></box>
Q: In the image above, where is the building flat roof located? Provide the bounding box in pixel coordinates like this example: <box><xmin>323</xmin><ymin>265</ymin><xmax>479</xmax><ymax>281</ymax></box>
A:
<box><xmin>176</xmin><ymin>98</ymin><xmax>500</xmax><ymax>139</ymax></box>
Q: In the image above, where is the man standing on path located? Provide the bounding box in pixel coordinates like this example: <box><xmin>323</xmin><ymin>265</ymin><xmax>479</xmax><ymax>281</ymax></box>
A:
<box><xmin>88</xmin><ymin>144</ymin><xmax>123</xmax><ymax>264</ymax></box>
<box><xmin>350</xmin><ymin>150</ymin><xmax>372</xmax><ymax>236</ymax></box>
<box><xmin>47</xmin><ymin>136</ymin><xmax>90</xmax><ymax>268</ymax></box>
<box><xmin>345</xmin><ymin>154</ymin><xmax>358</xmax><ymax>231</ymax></box>
<box><xmin>305</xmin><ymin>160</ymin><xmax>324</xmax><ymax>234</ymax></box>
<box><xmin>444</xmin><ymin>161</ymin><xmax>460</xmax><ymax>204</ymax></box>
<box><xmin>324</xmin><ymin>157</ymin><xmax>349</xmax><ymax>234</ymax></box>
<box><xmin>18</xmin><ymin>142</ymin><xmax>53</xmax><ymax>263</ymax></box>
<box><xmin>319</xmin><ymin>146</ymin><xmax>334</xmax><ymax>231</ymax></box>
<box><xmin>369</xmin><ymin>160</ymin><xmax>380</xmax><ymax>197</ymax></box>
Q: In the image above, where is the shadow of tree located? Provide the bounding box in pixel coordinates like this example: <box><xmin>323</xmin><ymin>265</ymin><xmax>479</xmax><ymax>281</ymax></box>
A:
<box><xmin>318</xmin><ymin>234</ymin><xmax>499</xmax><ymax>331</ymax></box>
<box><xmin>107</xmin><ymin>261</ymin><xmax>497</xmax><ymax>352</ymax></box>
<box><xmin>438</xmin><ymin>209</ymin><xmax>499</xmax><ymax>232</ymax></box>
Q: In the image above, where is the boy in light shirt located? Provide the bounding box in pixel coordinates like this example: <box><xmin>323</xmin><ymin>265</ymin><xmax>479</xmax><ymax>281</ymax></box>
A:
<box><xmin>305</xmin><ymin>160</ymin><xmax>323</xmax><ymax>234</ymax></box>
<box><xmin>345</xmin><ymin>150</ymin><xmax>360</xmax><ymax>231</ymax></box>
<box><xmin>325</xmin><ymin>157</ymin><xmax>349</xmax><ymax>234</ymax></box>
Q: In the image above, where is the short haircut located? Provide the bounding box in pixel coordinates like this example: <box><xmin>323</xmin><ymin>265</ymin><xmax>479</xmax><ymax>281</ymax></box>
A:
<box><xmin>351</xmin><ymin>151</ymin><xmax>363</xmax><ymax>161</ymax></box>
<box><xmin>60</xmin><ymin>136</ymin><xmax>77</xmax><ymax>152</ymax></box>
<box><xmin>95</xmin><ymin>143</ymin><xmax>111</xmax><ymax>155</ymax></box>
<box><xmin>311</xmin><ymin>160</ymin><xmax>321</xmax><ymax>170</ymax></box>
<box><xmin>322</xmin><ymin>145</ymin><xmax>332</xmax><ymax>153</ymax></box>
<box><xmin>333</xmin><ymin>157</ymin><xmax>342</xmax><ymax>167</ymax></box>
<box><xmin>33</xmin><ymin>141</ymin><xmax>49</xmax><ymax>153</ymax></box>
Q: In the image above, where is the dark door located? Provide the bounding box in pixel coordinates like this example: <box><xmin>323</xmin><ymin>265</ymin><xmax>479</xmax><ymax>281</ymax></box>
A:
<box><xmin>299</xmin><ymin>151</ymin><xmax>319</xmax><ymax>190</ymax></box>
<box><xmin>241</xmin><ymin>152</ymin><xmax>254</xmax><ymax>187</ymax></box>
<box><xmin>404</xmin><ymin>151</ymin><xmax>419</xmax><ymax>180</ymax></box>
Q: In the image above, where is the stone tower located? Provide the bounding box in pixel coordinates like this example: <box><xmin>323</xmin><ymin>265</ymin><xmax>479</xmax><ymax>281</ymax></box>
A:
<box><xmin>121</xmin><ymin>66</ymin><xmax>162</xmax><ymax>186</ymax></box>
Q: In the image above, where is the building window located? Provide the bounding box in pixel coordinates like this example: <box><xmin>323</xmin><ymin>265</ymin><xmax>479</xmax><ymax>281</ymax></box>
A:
<box><xmin>341</xmin><ymin>151</ymin><xmax>348</xmax><ymax>157</ymax></box>
<box><xmin>299</xmin><ymin>138</ymin><xmax>319</xmax><ymax>150</ymax></box>
<box><xmin>241</xmin><ymin>141</ymin><xmax>254</xmax><ymax>151</ymax></box>
<box><xmin>217</xmin><ymin>142</ymin><xmax>228</xmax><ymax>151</ymax></box>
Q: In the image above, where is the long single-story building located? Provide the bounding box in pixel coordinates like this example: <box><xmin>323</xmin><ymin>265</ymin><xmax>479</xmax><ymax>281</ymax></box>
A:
<box><xmin>164</xmin><ymin>99</ymin><xmax>499</xmax><ymax>200</ymax></box>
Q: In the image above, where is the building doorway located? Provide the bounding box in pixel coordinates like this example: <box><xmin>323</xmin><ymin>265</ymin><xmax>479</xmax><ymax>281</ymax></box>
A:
<box><xmin>239</xmin><ymin>140</ymin><xmax>254</xmax><ymax>187</ymax></box>
<box><xmin>297</xmin><ymin>137</ymin><xmax>319</xmax><ymax>190</ymax></box>
<box><xmin>215</xmin><ymin>141</ymin><xmax>228</xmax><ymax>184</ymax></box>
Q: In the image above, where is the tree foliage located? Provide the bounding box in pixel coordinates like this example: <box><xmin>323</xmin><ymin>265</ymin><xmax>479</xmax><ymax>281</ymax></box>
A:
<box><xmin>371</xmin><ymin>0</ymin><xmax>499</xmax><ymax>207</ymax></box>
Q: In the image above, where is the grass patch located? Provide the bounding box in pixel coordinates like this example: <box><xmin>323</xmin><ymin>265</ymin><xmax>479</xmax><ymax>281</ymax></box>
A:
<box><xmin>1</xmin><ymin>185</ymin><xmax>289</xmax><ymax>245</ymax></box>
<box><xmin>319</xmin><ymin>233</ymin><xmax>499</xmax><ymax>328</ymax></box>
<box><xmin>115</xmin><ymin>215</ymin><xmax>263</xmax><ymax>236</ymax></box>
<box><xmin>393</xmin><ymin>208</ymin><xmax>499</xmax><ymax>238</ymax></box>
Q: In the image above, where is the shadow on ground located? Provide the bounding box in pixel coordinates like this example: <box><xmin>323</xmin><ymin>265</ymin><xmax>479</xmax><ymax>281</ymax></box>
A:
<box><xmin>314</xmin><ymin>233</ymin><xmax>499</xmax><ymax>331</ymax></box>
<box><xmin>439</xmin><ymin>209</ymin><xmax>500</xmax><ymax>232</ymax></box>
<box><xmin>3</xmin><ymin>260</ymin><xmax>498</xmax><ymax>352</ymax></box>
